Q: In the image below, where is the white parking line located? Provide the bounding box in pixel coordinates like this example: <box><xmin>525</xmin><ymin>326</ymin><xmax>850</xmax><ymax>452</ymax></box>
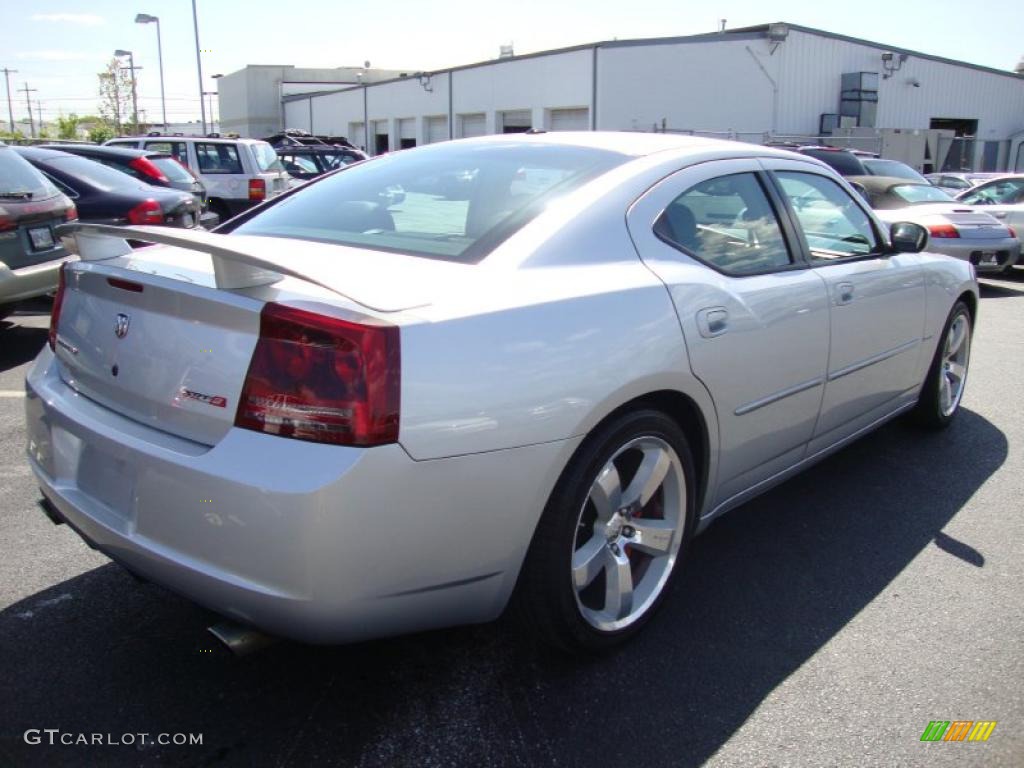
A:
<box><xmin>0</xmin><ymin>391</ymin><xmax>25</xmax><ymax>398</ymax></box>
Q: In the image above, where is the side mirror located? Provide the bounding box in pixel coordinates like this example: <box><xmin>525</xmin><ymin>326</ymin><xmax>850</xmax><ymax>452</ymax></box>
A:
<box><xmin>890</xmin><ymin>221</ymin><xmax>928</xmax><ymax>253</ymax></box>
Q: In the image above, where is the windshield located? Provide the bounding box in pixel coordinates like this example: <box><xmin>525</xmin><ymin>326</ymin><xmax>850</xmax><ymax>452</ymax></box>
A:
<box><xmin>0</xmin><ymin>149</ymin><xmax>60</xmax><ymax>199</ymax></box>
<box><xmin>232</xmin><ymin>142</ymin><xmax>628</xmax><ymax>263</ymax></box>
<box><xmin>863</xmin><ymin>159</ymin><xmax>927</xmax><ymax>182</ymax></box>
<box><xmin>251</xmin><ymin>141</ymin><xmax>283</xmax><ymax>173</ymax></box>
<box><xmin>888</xmin><ymin>184</ymin><xmax>956</xmax><ymax>204</ymax></box>
<box><xmin>47</xmin><ymin>155</ymin><xmax>149</xmax><ymax>192</ymax></box>
<box><xmin>151</xmin><ymin>156</ymin><xmax>197</xmax><ymax>184</ymax></box>
<box><xmin>959</xmin><ymin>179</ymin><xmax>1024</xmax><ymax>205</ymax></box>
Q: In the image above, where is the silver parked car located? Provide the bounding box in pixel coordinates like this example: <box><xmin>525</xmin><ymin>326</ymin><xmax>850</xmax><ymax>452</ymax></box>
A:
<box><xmin>849</xmin><ymin>175</ymin><xmax>1019</xmax><ymax>274</ymax></box>
<box><xmin>26</xmin><ymin>134</ymin><xmax>978</xmax><ymax>650</ymax></box>
<box><xmin>955</xmin><ymin>175</ymin><xmax>1024</xmax><ymax>263</ymax></box>
<box><xmin>925</xmin><ymin>172</ymin><xmax>1005</xmax><ymax>194</ymax></box>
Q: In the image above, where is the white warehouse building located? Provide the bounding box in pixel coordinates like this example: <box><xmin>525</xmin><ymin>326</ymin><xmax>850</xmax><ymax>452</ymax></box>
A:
<box><xmin>231</xmin><ymin>22</ymin><xmax>1024</xmax><ymax>172</ymax></box>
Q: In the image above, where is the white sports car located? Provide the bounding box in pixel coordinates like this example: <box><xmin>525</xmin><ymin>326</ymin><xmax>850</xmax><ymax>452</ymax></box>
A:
<box><xmin>26</xmin><ymin>133</ymin><xmax>978</xmax><ymax>650</ymax></box>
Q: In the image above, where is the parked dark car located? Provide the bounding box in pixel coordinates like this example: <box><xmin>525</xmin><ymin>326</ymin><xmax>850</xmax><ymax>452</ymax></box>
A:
<box><xmin>15</xmin><ymin>146</ymin><xmax>201</xmax><ymax>231</ymax></box>
<box><xmin>39</xmin><ymin>144</ymin><xmax>218</xmax><ymax>228</ymax></box>
<box><xmin>768</xmin><ymin>143</ymin><xmax>869</xmax><ymax>176</ymax></box>
<box><xmin>273</xmin><ymin>144</ymin><xmax>367</xmax><ymax>181</ymax></box>
<box><xmin>0</xmin><ymin>144</ymin><xmax>77</xmax><ymax>318</ymax></box>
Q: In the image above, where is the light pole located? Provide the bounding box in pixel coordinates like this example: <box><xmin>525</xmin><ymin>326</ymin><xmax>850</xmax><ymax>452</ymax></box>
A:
<box><xmin>211</xmin><ymin>73</ymin><xmax>222</xmax><ymax>132</ymax></box>
<box><xmin>135</xmin><ymin>14</ymin><xmax>166</xmax><ymax>130</ymax></box>
<box><xmin>191</xmin><ymin>0</ymin><xmax>207</xmax><ymax>135</ymax></box>
<box><xmin>1</xmin><ymin>68</ymin><xmax>17</xmax><ymax>133</ymax></box>
<box><xmin>114</xmin><ymin>50</ymin><xmax>140</xmax><ymax>135</ymax></box>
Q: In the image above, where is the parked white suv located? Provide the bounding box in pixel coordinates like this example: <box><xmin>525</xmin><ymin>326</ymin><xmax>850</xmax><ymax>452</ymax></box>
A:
<box><xmin>105</xmin><ymin>135</ymin><xmax>291</xmax><ymax>223</ymax></box>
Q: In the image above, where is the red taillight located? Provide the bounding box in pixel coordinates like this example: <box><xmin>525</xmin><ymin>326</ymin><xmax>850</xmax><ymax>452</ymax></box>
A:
<box><xmin>64</xmin><ymin>204</ymin><xmax>78</xmax><ymax>222</ymax></box>
<box><xmin>128</xmin><ymin>156</ymin><xmax>169</xmax><ymax>184</ymax></box>
<box><xmin>248</xmin><ymin>178</ymin><xmax>266</xmax><ymax>201</ymax></box>
<box><xmin>48</xmin><ymin>265</ymin><xmax>67</xmax><ymax>351</ymax></box>
<box><xmin>234</xmin><ymin>303</ymin><xmax>400</xmax><ymax>446</ymax></box>
<box><xmin>127</xmin><ymin>199</ymin><xmax>164</xmax><ymax>225</ymax></box>
<box><xmin>0</xmin><ymin>205</ymin><xmax>13</xmax><ymax>232</ymax></box>
<box><xmin>928</xmin><ymin>223</ymin><xmax>960</xmax><ymax>239</ymax></box>
<box><xmin>1009</xmin><ymin>226</ymin><xmax>1017</xmax><ymax>238</ymax></box>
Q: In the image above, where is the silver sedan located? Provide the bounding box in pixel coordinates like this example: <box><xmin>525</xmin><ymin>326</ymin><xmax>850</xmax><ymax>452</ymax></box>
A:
<box><xmin>26</xmin><ymin>135</ymin><xmax>978</xmax><ymax>650</ymax></box>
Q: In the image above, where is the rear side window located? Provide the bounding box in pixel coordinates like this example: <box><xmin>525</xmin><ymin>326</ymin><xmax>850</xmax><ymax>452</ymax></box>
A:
<box><xmin>232</xmin><ymin>142</ymin><xmax>627</xmax><ymax>263</ymax></box>
<box><xmin>653</xmin><ymin>172</ymin><xmax>792</xmax><ymax>275</ymax></box>
<box><xmin>196</xmin><ymin>143</ymin><xmax>243</xmax><ymax>174</ymax></box>
<box><xmin>775</xmin><ymin>171</ymin><xmax>878</xmax><ymax>260</ymax></box>
<box><xmin>0</xmin><ymin>149</ymin><xmax>60</xmax><ymax>199</ymax></box>
<box><xmin>47</xmin><ymin>155</ymin><xmax>149</xmax><ymax>192</ymax></box>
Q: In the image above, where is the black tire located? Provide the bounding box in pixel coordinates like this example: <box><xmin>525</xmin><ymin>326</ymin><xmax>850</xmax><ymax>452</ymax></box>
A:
<box><xmin>208</xmin><ymin>199</ymin><xmax>231</xmax><ymax>224</ymax></box>
<box><xmin>513</xmin><ymin>409</ymin><xmax>696</xmax><ymax>652</ymax></box>
<box><xmin>911</xmin><ymin>300</ymin><xmax>972</xmax><ymax>429</ymax></box>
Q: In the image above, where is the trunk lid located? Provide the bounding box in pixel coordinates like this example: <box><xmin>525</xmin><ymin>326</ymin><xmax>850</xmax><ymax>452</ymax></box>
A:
<box><xmin>52</xmin><ymin>224</ymin><xmax>469</xmax><ymax>444</ymax></box>
<box><xmin>877</xmin><ymin>205</ymin><xmax>1013</xmax><ymax>240</ymax></box>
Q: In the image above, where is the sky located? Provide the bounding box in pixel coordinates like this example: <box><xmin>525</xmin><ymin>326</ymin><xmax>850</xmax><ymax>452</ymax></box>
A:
<box><xmin>1</xmin><ymin>0</ymin><xmax>1022</xmax><ymax>128</ymax></box>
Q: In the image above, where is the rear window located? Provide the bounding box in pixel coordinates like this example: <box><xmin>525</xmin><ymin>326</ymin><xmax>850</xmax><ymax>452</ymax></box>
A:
<box><xmin>150</xmin><ymin>156</ymin><xmax>196</xmax><ymax>183</ymax></box>
<box><xmin>0</xmin><ymin>149</ymin><xmax>60</xmax><ymax>199</ymax></box>
<box><xmin>863</xmin><ymin>159</ymin><xmax>927</xmax><ymax>182</ymax></box>
<box><xmin>888</xmin><ymin>184</ymin><xmax>956</xmax><ymax>204</ymax></box>
<box><xmin>250</xmin><ymin>142</ymin><xmax>283</xmax><ymax>173</ymax></box>
<box><xmin>46</xmin><ymin>155</ymin><xmax>148</xmax><ymax>192</ymax></box>
<box><xmin>800</xmin><ymin>149</ymin><xmax>866</xmax><ymax>176</ymax></box>
<box><xmin>232</xmin><ymin>142</ymin><xmax>627</xmax><ymax>262</ymax></box>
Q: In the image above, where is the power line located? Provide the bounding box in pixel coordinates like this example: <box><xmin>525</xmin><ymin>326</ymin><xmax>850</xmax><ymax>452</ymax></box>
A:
<box><xmin>18</xmin><ymin>82</ymin><xmax>37</xmax><ymax>137</ymax></box>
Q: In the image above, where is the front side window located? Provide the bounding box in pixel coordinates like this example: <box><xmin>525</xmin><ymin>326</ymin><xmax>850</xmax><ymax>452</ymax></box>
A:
<box><xmin>653</xmin><ymin>172</ymin><xmax>792</xmax><ymax>275</ymax></box>
<box><xmin>232</xmin><ymin>142</ymin><xmax>626</xmax><ymax>262</ymax></box>
<box><xmin>959</xmin><ymin>179</ymin><xmax>1024</xmax><ymax>205</ymax></box>
<box><xmin>775</xmin><ymin>172</ymin><xmax>878</xmax><ymax>261</ymax></box>
<box><xmin>196</xmin><ymin>143</ymin><xmax>243</xmax><ymax>174</ymax></box>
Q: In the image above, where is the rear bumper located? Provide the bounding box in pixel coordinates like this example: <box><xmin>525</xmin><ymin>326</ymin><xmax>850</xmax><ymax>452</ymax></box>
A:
<box><xmin>25</xmin><ymin>346</ymin><xmax>572</xmax><ymax>643</ymax></box>
<box><xmin>929</xmin><ymin>237</ymin><xmax>1019</xmax><ymax>273</ymax></box>
<box><xmin>0</xmin><ymin>254</ymin><xmax>73</xmax><ymax>306</ymax></box>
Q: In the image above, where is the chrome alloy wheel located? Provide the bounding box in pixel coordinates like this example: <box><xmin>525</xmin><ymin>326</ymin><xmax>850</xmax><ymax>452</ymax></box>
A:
<box><xmin>571</xmin><ymin>436</ymin><xmax>687</xmax><ymax>632</ymax></box>
<box><xmin>939</xmin><ymin>312</ymin><xmax>970</xmax><ymax>417</ymax></box>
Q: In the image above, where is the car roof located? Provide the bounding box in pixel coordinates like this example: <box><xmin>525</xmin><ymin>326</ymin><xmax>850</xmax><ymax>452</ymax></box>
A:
<box><xmin>13</xmin><ymin>145</ymin><xmax>77</xmax><ymax>161</ymax></box>
<box><xmin>39</xmin><ymin>144</ymin><xmax>156</xmax><ymax>160</ymax></box>
<box><xmin>442</xmin><ymin>131</ymin><xmax>824</xmax><ymax>162</ymax></box>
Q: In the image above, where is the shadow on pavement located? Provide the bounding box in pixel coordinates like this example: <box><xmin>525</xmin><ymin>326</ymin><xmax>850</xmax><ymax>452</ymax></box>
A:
<box><xmin>0</xmin><ymin>409</ymin><xmax>1007</xmax><ymax>767</ymax></box>
<box><xmin>0</xmin><ymin>323</ymin><xmax>48</xmax><ymax>372</ymax></box>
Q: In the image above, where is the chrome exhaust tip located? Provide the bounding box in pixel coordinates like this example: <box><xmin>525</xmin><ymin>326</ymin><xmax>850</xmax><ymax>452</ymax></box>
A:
<box><xmin>207</xmin><ymin>621</ymin><xmax>278</xmax><ymax>656</ymax></box>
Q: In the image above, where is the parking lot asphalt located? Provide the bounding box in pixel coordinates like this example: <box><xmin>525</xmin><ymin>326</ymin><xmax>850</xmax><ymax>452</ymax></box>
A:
<box><xmin>1</xmin><ymin>275</ymin><xmax>1022</xmax><ymax>768</ymax></box>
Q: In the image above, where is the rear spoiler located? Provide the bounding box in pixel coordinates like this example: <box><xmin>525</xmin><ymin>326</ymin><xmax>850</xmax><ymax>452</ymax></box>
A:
<box><xmin>58</xmin><ymin>222</ymin><xmax>298</xmax><ymax>292</ymax></box>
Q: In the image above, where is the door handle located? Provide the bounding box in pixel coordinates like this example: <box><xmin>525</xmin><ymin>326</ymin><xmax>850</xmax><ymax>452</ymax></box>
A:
<box><xmin>835</xmin><ymin>282</ymin><xmax>855</xmax><ymax>305</ymax></box>
<box><xmin>696</xmin><ymin>307</ymin><xmax>729</xmax><ymax>338</ymax></box>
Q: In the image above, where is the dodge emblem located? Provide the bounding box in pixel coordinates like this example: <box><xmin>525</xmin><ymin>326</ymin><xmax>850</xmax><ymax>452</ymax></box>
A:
<box><xmin>115</xmin><ymin>313</ymin><xmax>130</xmax><ymax>339</ymax></box>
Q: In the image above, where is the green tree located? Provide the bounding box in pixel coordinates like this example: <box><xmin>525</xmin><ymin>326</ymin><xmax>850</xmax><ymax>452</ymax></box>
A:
<box><xmin>97</xmin><ymin>58</ymin><xmax>133</xmax><ymax>135</ymax></box>
<box><xmin>56</xmin><ymin>113</ymin><xmax>80</xmax><ymax>140</ymax></box>
<box><xmin>87</xmin><ymin>124</ymin><xmax>115</xmax><ymax>144</ymax></box>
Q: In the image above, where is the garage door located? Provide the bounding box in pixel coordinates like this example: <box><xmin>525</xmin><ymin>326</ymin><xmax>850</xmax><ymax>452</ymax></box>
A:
<box><xmin>459</xmin><ymin>113</ymin><xmax>486</xmax><ymax>138</ymax></box>
<box><xmin>398</xmin><ymin>118</ymin><xmax>416</xmax><ymax>149</ymax></box>
<box><xmin>500</xmin><ymin>110</ymin><xmax>532</xmax><ymax>134</ymax></box>
<box><xmin>426</xmin><ymin>116</ymin><xmax>448</xmax><ymax>144</ymax></box>
<box><xmin>284</xmin><ymin>99</ymin><xmax>311</xmax><ymax>133</ymax></box>
<box><xmin>549</xmin><ymin>108</ymin><xmax>589</xmax><ymax>131</ymax></box>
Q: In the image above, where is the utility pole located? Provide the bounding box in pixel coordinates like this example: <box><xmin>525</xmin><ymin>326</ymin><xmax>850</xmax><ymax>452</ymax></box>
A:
<box><xmin>35</xmin><ymin>100</ymin><xmax>43</xmax><ymax>136</ymax></box>
<box><xmin>1</xmin><ymin>67</ymin><xmax>17</xmax><ymax>132</ymax></box>
<box><xmin>18</xmin><ymin>82</ymin><xmax>37</xmax><ymax>137</ymax></box>
<box><xmin>191</xmin><ymin>0</ymin><xmax>207</xmax><ymax>134</ymax></box>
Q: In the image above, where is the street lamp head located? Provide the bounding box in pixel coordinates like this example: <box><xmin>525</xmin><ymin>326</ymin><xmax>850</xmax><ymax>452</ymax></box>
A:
<box><xmin>211</xmin><ymin>73</ymin><xmax>223</xmax><ymax>79</ymax></box>
<box><xmin>114</xmin><ymin>49</ymin><xmax>132</xmax><ymax>57</ymax></box>
<box><xmin>135</xmin><ymin>13</ymin><xmax>158</xmax><ymax>23</ymax></box>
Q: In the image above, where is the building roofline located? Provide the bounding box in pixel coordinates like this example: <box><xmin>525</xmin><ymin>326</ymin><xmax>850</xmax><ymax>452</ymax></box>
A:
<box><xmin>280</xmin><ymin>21</ymin><xmax>1023</xmax><ymax>103</ymax></box>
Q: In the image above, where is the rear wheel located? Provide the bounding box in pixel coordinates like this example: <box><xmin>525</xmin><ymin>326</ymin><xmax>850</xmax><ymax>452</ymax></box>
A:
<box><xmin>515</xmin><ymin>409</ymin><xmax>695</xmax><ymax>651</ymax></box>
<box><xmin>912</xmin><ymin>300</ymin><xmax>972</xmax><ymax>428</ymax></box>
